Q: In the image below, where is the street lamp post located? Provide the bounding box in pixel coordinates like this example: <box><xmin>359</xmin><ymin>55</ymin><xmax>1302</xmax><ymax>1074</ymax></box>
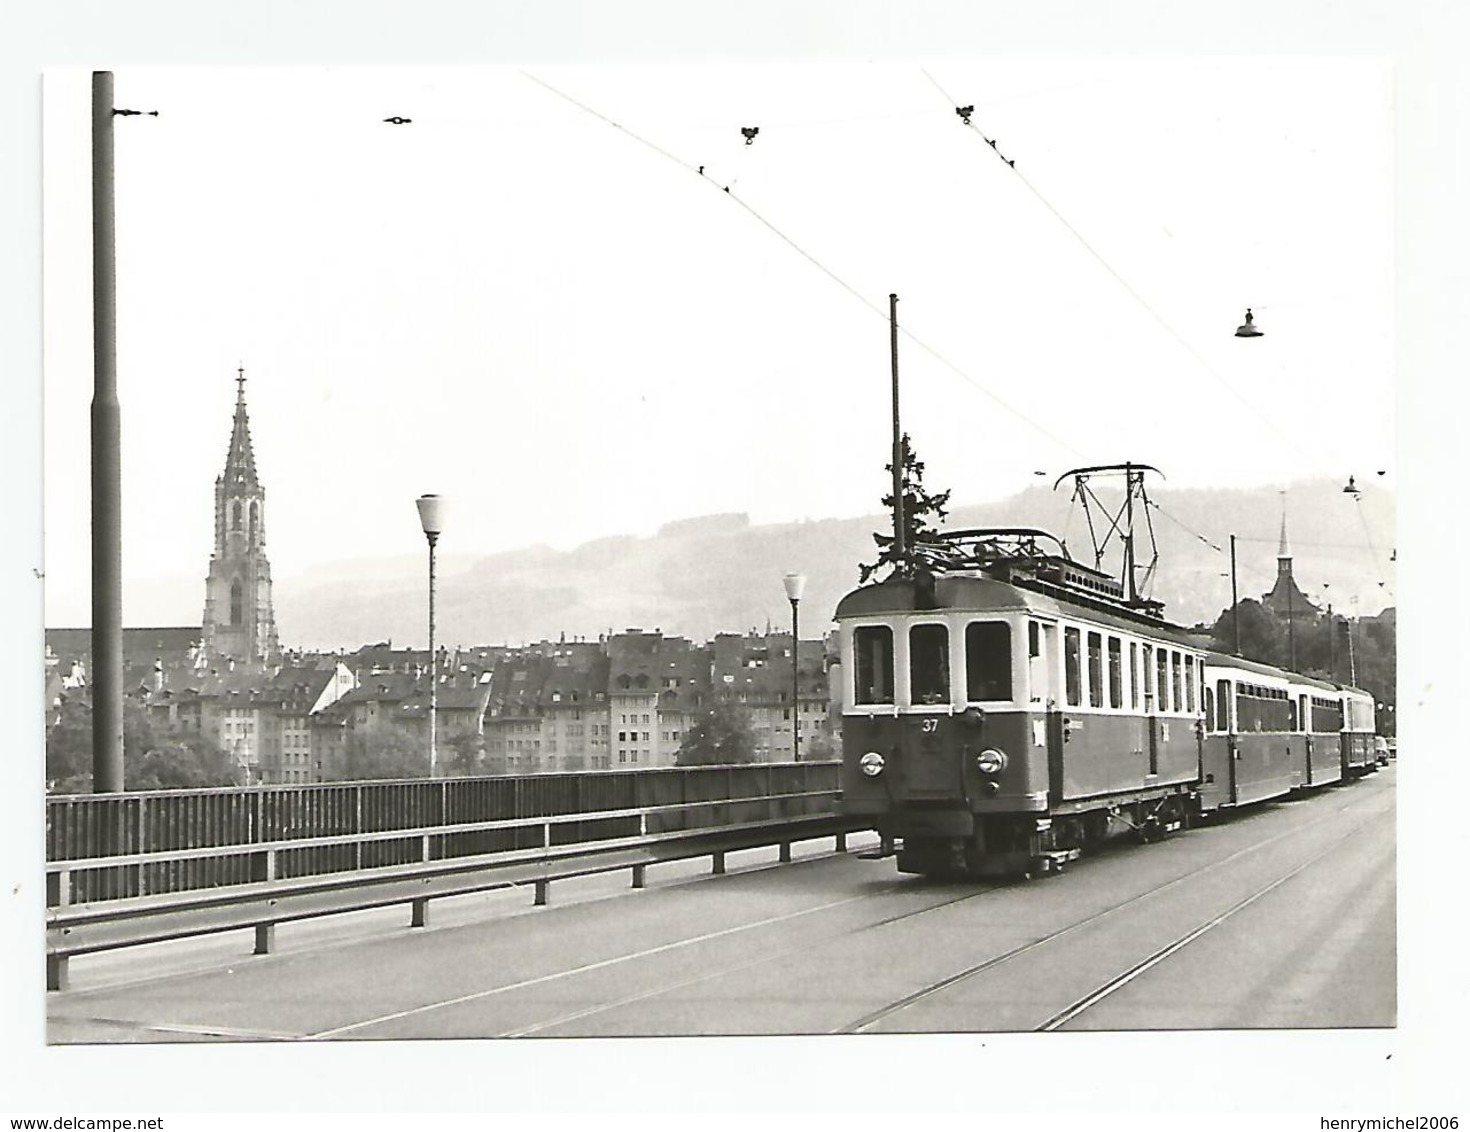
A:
<box><xmin>1229</xmin><ymin>534</ymin><xmax>1241</xmax><ymax>657</ymax></box>
<box><xmin>416</xmin><ymin>494</ymin><xmax>446</xmax><ymax>777</ymax></box>
<box><xmin>1323</xmin><ymin>583</ymin><xmax>1335</xmax><ymax>681</ymax></box>
<box><xmin>783</xmin><ymin>573</ymin><xmax>807</xmax><ymax>761</ymax></box>
<box><xmin>1347</xmin><ymin>596</ymin><xmax>1360</xmax><ymax>686</ymax></box>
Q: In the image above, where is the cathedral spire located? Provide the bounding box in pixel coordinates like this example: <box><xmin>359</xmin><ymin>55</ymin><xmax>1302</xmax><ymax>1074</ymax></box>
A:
<box><xmin>1277</xmin><ymin>491</ymin><xmax>1290</xmax><ymax>560</ymax></box>
<box><xmin>221</xmin><ymin>365</ymin><xmax>259</xmax><ymax>489</ymax></box>
<box><xmin>203</xmin><ymin>365</ymin><xmax>279</xmax><ymax>673</ymax></box>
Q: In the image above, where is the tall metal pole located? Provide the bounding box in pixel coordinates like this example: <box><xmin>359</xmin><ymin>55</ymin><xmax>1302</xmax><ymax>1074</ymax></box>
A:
<box><xmin>889</xmin><ymin>294</ymin><xmax>905</xmax><ymax>564</ymax></box>
<box><xmin>91</xmin><ymin>71</ymin><xmax>124</xmax><ymax>793</ymax></box>
<box><xmin>427</xmin><ymin>532</ymin><xmax>438</xmax><ymax>776</ymax></box>
<box><xmin>1229</xmin><ymin>534</ymin><xmax>1240</xmax><ymax>658</ymax></box>
<box><xmin>789</xmin><ymin>597</ymin><xmax>800</xmax><ymax>760</ymax></box>
<box><xmin>783</xmin><ymin>573</ymin><xmax>807</xmax><ymax>761</ymax></box>
<box><xmin>417</xmin><ymin>494</ymin><xmax>445</xmax><ymax>777</ymax></box>
<box><xmin>1346</xmin><ymin>606</ymin><xmax>1358</xmax><ymax>686</ymax></box>
<box><xmin>1123</xmin><ymin>463</ymin><xmax>1136</xmax><ymax>603</ymax></box>
<box><xmin>1327</xmin><ymin>602</ymin><xmax>1336</xmax><ymax>680</ymax></box>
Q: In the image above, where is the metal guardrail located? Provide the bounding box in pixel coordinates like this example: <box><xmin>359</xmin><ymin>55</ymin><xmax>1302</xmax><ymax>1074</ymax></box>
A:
<box><xmin>44</xmin><ymin>762</ymin><xmax>866</xmax><ymax>990</ymax></box>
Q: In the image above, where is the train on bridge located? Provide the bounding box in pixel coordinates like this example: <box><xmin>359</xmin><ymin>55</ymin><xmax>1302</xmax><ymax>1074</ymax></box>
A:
<box><xmin>836</xmin><ymin>467</ymin><xmax>1383</xmax><ymax>880</ymax></box>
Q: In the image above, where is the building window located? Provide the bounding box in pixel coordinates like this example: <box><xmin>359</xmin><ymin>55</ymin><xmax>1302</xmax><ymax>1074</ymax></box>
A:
<box><xmin>230</xmin><ymin>580</ymin><xmax>244</xmax><ymax>627</ymax></box>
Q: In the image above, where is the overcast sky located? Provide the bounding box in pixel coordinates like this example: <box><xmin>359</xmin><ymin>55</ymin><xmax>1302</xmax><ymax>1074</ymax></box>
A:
<box><xmin>39</xmin><ymin>58</ymin><xmax>1396</xmax><ymax>626</ymax></box>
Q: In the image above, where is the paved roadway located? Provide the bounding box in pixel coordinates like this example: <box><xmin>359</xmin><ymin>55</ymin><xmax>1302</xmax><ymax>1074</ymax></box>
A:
<box><xmin>47</xmin><ymin>766</ymin><xmax>1395</xmax><ymax>1041</ymax></box>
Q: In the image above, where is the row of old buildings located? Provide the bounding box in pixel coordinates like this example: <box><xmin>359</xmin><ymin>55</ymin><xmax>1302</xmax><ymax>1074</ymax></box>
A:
<box><xmin>44</xmin><ymin>628</ymin><xmax>837</xmax><ymax>784</ymax></box>
<box><xmin>44</xmin><ymin>369</ymin><xmax>837</xmax><ymax>785</ymax></box>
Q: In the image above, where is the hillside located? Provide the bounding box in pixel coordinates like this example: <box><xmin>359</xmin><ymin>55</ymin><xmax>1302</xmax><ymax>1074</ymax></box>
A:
<box><xmin>272</xmin><ymin>478</ymin><xmax>1396</xmax><ymax>649</ymax></box>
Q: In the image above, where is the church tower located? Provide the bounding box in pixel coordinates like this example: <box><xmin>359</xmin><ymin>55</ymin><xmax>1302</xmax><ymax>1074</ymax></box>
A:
<box><xmin>201</xmin><ymin>368</ymin><xmax>280</xmax><ymax>670</ymax></box>
<box><xmin>1261</xmin><ymin>491</ymin><xmax>1316</xmax><ymax>620</ymax></box>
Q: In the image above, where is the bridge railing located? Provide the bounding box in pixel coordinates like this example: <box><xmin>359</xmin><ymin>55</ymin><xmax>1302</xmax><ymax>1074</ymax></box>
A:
<box><xmin>45</xmin><ymin>761</ymin><xmax>842</xmax><ymax>906</ymax></box>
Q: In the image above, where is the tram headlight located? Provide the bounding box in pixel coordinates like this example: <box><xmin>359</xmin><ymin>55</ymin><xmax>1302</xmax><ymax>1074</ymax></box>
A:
<box><xmin>859</xmin><ymin>751</ymin><xmax>886</xmax><ymax>777</ymax></box>
<box><xmin>975</xmin><ymin>747</ymin><xmax>1008</xmax><ymax>776</ymax></box>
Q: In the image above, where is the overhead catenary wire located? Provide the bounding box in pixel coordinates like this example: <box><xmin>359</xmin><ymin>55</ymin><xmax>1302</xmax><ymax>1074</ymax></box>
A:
<box><xmin>520</xmin><ymin>70</ymin><xmax>1088</xmax><ymax>463</ymax></box>
<box><xmin>918</xmin><ymin>67</ymin><xmax>1362</xmax><ymax>479</ymax></box>
<box><xmin>509</xmin><ymin>75</ymin><xmax>1397</xmax><ymax>611</ymax></box>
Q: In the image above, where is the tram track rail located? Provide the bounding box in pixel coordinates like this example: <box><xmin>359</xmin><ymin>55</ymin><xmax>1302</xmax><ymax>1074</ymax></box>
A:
<box><xmin>428</xmin><ymin>782</ymin><xmax>1389</xmax><ymax>1039</ymax></box>
<box><xmin>843</xmin><ymin>788</ymin><xmax>1392</xmax><ymax>1034</ymax></box>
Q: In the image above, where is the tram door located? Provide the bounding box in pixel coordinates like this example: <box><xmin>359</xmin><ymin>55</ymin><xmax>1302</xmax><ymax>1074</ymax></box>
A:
<box><xmin>1031</xmin><ymin>620</ymin><xmax>1065</xmax><ymax>803</ymax></box>
<box><xmin>1142</xmin><ymin>644</ymin><xmax>1160</xmax><ymax>777</ymax></box>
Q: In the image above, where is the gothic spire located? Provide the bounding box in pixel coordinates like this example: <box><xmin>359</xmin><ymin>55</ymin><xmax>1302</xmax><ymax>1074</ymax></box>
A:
<box><xmin>221</xmin><ymin>365</ymin><xmax>260</xmax><ymax>488</ymax></box>
<box><xmin>1277</xmin><ymin>491</ymin><xmax>1290</xmax><ymax>560</ymax></box>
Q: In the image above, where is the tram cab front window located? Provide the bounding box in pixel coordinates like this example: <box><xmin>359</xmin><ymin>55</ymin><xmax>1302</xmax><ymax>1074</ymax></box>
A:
<box><xmin>853</xmin><ymin>625</ymin><xmax>894</xmax><ymax>705</ymax></box>
<box><xmin>965</xmin><ymin>621</ymin><xmax>1012</xmax><ymax>702</ymax></box>
<box><xmin>910</xmin><ymin>623</ymin><xmax>950</xmax><ymax>705</ymax></box>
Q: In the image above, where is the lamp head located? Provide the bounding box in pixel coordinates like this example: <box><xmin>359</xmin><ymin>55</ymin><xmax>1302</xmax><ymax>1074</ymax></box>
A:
<box><xmin>416</xmin><ymin>494</ymin><xmax>446</xmax><ymax>537</ymax></box>
<box><xmin>783</xmin><ymin>572</ymin><xmax>807</xmax><ymax>602</ymax></box>
<box><xmin>1234</xmin><ymin>308</ymin><xmax>1263</xmax><ymax>338</ymax></box>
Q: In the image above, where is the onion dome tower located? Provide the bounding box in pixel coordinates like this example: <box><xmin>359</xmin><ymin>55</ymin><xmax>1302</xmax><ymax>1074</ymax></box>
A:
<box><xmin>201</xmin><ymin>367</ymin><xmax>281</xmax><ymax>670</ymax></box>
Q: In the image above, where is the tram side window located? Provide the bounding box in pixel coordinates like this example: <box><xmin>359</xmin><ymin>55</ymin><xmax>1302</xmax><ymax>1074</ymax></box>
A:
<box><xmin>1027</xmin><ymin>620</ymin><xmax>1048</xmax><ymax>704</ymax></box>
<box><xmin>1107</xmin><ymin>637</ymin><xmax>1123</xmax><ymax>709</ymax></box>
<box><xmin>910</xmin><ymin>623</ymin><xmax>951</xmax><ymax>705</ymax></box>
<box><xmin>1064</xmin><ymin>627</ymin><xmax>1082</xmax><ymax>707</ymax></box>
<box><xmin>1216</xmin><ymin>679</ymin><xmax>1232</xmax><ymax>733</ymax></box>
<box><xmin>853</xmin><ymin>626</ymin><xmax>894</xmax><ymax>705</ymax></box>
<box><xmin>1156</xmin><ymin>649</ymin><xmax>1170</xmax><ymax>712</ymax></box>
<box><xmin>1204</xmin><ymin>686</ymin><xmax>1215</xmax><ymax>731</ymax></box>
<box><xmin>1129</xmin><ymin>642</ymin><xmax>1139</xmax><ymax>709</ymax></box>
<box><xmin>1183</xmin><ymin>655</ymin><xmax>1196</xmax><ymax>713</ymax></box>
<box><xmin>1086</xmin><ymin>631</ymin><xmax>1103</xmax><ymax>707</ymax></box>
<box><xmin>966</xmin><ymin>621</ymin><xmax>1012</xmax><ymax>701</ymax></box>
<box><xmin>1171</xmin><ymin>651</ymin><xmax>1183</xmax><ymax>714</ymax></box>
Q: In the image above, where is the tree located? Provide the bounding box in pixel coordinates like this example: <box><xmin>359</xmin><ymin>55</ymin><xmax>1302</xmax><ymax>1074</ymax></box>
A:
<box><xmin>46</xmin><ymin>696</ymin><xmax>244</xmax><ymax>793</ymax></box>
<box><xmin>442</xmin><ymin>730</ymin><xmax>486</xmax><ymax>777</ymax></box>
<box><xmin>1208</xmin><ymin>599</ymin><xmax>1284</xmax><ymax>667</ymax></box>
<box><xmin>127</xmin><ymin>733</ymin><xmax>244</xmax><ymax>791</ymax></box>
<box><xmin>859</xmin><ymin>433</ymin><xmax>953</xmax><ymax>583</ymax></box>
<box><xmin>675</xmin><ymin>699</ymin><xmax>758</xmax><ymax>766</ymax></box>
<box><xmin>803</xmin><ymin>732</ymin><xmax>837</xmax><ymax>761</ymax></box>
<box><xmin>45</xmin><ymin>694</ymin><xmax>95</xmax><ymax>793</ymax></box>
<box><xmin>333</xmin><ymin>720</ymin><xmax>430</xmax><ymax>780</ymax></box>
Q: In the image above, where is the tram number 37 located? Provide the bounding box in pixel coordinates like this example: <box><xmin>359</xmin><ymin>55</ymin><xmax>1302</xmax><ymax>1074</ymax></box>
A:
<box><xmin>921</xmin><ymin>719</ymin><xmax>939</xmax><ymax>734</ymax></box>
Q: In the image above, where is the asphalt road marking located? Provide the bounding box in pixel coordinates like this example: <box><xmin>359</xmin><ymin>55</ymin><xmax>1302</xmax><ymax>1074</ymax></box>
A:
<box><xmin>305</xmin><ymin>890</ymin><xmax>876</xmax><ymax>1039</ymax></box>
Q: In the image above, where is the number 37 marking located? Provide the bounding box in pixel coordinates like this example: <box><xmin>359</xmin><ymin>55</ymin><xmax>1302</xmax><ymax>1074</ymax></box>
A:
<box><xmin>921</xmin><ymin>718</ymin><xmax>939</xmax><ymax>733</ymax></box>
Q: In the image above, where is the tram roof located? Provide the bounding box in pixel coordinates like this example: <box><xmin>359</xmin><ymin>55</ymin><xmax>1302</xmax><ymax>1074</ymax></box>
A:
<box><xmin>835</xmin><ymin>573</ymin><xmax>1204</xmax><ymax>648</ymax></box>
<box><xmin>1204</xmin><ymin>650</ymin><xmax>1357</xmax><ymax>694</ymax></box>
